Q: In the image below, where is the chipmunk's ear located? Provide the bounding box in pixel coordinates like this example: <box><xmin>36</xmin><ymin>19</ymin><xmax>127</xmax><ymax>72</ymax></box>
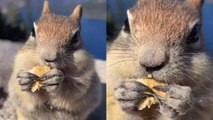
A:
<box><xmin>71</xmin><ymin>4</ymin><xmax>82</xmax><ymax>22</ymax></box>
<box><xmin>42</xmin><ymin>0</ymin><xmax>52</xmax><ymax>15</ymax></box>
<box><xmin>31</xmin><ymin>22</ymin><xmax>38</xmax><ymax>37</ymax></box>
<box><xmin>33</xmin><ymin>22</ymin><xmax>38</xmax><ymax>31</ymax></box>
<box><xmin>127</xmin><ymin>9</ymin><xmax>133</xmax><ymax>22</ymax></box>
<box><xmin>186</xmin><ymin>0</ymin><xmax>204</xmax><ymax>10</ymax></box>
<box><xmin>126</xmin><ymin>9</ymin><xmax>133</xmax><ymax>32</ymax></box>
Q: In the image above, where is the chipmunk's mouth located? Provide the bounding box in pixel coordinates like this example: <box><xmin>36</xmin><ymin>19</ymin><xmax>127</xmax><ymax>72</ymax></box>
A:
<box><xmin>42</xmin><ymin>59</ymin><xmax>68</xmax><ymax>69</ymax></box>
<box><xmin>43</xmin><ymin>63</ymin><xmax>70</xmax><ymax>76</ymax></box>
<box><xmin>44</xmin><ymin>62</ymin><xmax>57</xmax><ymax>68</ymax></box>
<box><xmin>41</xmin><ymin>59</ymin><xmax>81</xmax><ymax>76</ymax></box>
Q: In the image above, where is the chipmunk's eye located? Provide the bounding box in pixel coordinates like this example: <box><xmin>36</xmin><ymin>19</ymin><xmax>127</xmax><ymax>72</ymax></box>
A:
<box><xmin>31</xmin><ymin>27</ymin><xmax>36</xmax><ymax>37</ymax></box>
<box><xmin>186</xmin><ymin>24</ymin><xmax>199</xmax><ymax>44</ymax></box>
<box><xmin>123</xmin><ymin>18</ymin><xmax>130</xmax><ymax>33</ymax></box>
<box><xmin>69</xmin><ymin>31</ymin><xmax>80</xmax><ymax>49</ymax></box>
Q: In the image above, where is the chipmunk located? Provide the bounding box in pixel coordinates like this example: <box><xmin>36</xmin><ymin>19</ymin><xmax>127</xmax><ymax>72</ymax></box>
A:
<box><xmin>8</xmin><ymin>1</ymin><xmax>101</xmax><ymax>120</ymax></box>
<box><xmin>107</xmin><ymin>0</ymin><xmax>213</xmax><ymax>120</ymax></box>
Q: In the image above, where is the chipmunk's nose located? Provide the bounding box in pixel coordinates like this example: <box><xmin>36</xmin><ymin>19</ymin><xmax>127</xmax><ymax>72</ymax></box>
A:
<box><xmin>44</xmin><ymin>57</ymin><xmax>57</xmax><ymax>63</ymax></box>
<box><xmin>43</xmin><ymin>55</ymin><xmax>57</xmax><ymax>63</ymax></box>
<box><xmin>139</xmin><ymin>47</ymin><xmax>167</xmax><ymax>72</ymax></box>
<box><xmin>40</xmin><ymin>49</ymin><xmax>58</xmax><ymax>63</ymax></box>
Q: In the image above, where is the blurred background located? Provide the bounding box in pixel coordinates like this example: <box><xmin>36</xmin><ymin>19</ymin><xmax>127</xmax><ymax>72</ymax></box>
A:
<box><xmin>107</xmin><ymin>0</ymin><xmax>213</xmax><ymax>56</ymax></box>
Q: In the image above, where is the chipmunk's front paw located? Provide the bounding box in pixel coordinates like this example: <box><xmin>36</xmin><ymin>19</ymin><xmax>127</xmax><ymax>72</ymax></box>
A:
<box><xmin>155</xmin><ymin>84</ymin><xmax>193</xmax><ymax>118</ymax></box>
<box><xmin>40</xmin><ymin>68</ymin><xmax>64</xmax><ymax>92</ymax></box>
<box><xmin>114</xmin><ymin>81</ymin><xmax>151</xmax><ymax>113</ymax></box>
<box><xmin>17</xmin><ymin>71</ymin><xmax>39</xmax><ymax>91</ymax></box>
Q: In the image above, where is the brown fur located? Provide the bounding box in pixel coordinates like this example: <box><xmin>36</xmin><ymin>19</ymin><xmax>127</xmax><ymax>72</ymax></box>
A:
<box><xmin>36</xmin><ymin>14</ymin><xmax>79</xmax><ymax>47</ymax></box>
<box><xmin>129</xmin><ymin>0</ymin><xmax>199</xmax><ymax>44</ymax></box>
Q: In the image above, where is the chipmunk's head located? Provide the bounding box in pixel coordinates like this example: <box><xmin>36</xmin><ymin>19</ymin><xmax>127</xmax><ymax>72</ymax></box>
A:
<box><xmin>109</xmin><ymin>0</ymin><xmax>211</xmax><ymax>85</ymax></box>
<box><xmin>31</xmin><ymin>1</ymin><xmax>92</xmax><ymax>70</ymax></box>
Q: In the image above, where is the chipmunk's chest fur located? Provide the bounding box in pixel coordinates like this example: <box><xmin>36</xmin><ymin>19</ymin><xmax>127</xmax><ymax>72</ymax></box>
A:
<box><xmin>25</xmin><ymin>108</ymin><xmax>77</xmax><ymax>120</ymax></box>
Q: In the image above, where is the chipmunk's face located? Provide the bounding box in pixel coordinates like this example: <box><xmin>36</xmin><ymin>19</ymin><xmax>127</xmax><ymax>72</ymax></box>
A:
<box><xmin>30</xmin><ymin>2</ymin><xmax>87</xmax><ymax>70</ymax></box>
<box><xmin>109</xmin><ymin>0</ymin><xmax>211</xmax><ymax>85</ymax></box>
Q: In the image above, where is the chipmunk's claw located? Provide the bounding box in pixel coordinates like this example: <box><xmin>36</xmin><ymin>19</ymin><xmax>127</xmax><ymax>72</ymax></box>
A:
<box><xmin>153</xmin><ymin>86</ymin><xmax>170</xmax><ymax>92</ymax></box>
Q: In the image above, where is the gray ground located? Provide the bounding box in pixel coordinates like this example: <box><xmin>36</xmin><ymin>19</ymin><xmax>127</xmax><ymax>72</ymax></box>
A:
<box><xmin>0</xmin><ymin>40</ymin><xmax>106</xmax><ymax>120</ymax></box>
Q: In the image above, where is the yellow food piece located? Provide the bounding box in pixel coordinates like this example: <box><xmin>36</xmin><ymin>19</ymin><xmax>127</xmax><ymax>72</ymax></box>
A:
<box><xmin>29</xmin><ymin>66</ymin><xmax>51</xmax><ymax>77</ymax></box>
<box><xmin>137</xmin><ymin>77</ymin><xmax>168</xmax><ymax>110</ymax></box>
<box><xmin>140</xmin><ymin>78</ymin><xmax>168</xmax><ymax>98</ymax></box>
<box><xmin>138</xmin><ymin>97</ymin><xmax>157</xmax><ymax>110</ymax></box>
<box><xmin>31</xmin><ymin>81</ymin><xmax>44</xmax><ymax>92</ymax></box>
<box><xmin>29</xmin><ymin>66</ymin><xmax>51</xmax><ymax>92</ymax></box>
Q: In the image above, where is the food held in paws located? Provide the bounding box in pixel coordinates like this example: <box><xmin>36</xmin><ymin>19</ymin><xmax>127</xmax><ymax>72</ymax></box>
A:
<box><xmin>29</xmin><ymin>66</ymin><xmax>51</xmax><ymax>92</ymax></box>
<box><xmin>138</xmin><ymin>97</ymin><xmax>157</xmax><ymax>110</ymax></box>
<box><xmin>137</xmin><ymin>75</ymin><xmax>169</xmax><ymax>110</ymax></box>
<box><xmin>29</xmin><ymin>66</ymin><xmax>51</xmax><ymax>77</ymax></box>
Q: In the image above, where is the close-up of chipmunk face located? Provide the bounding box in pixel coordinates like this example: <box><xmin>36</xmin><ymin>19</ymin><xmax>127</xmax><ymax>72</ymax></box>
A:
<box><xmin>31</xmin><ymin>2</ymin><xmax>87</xmax><ymax>70</ymax></box>
<box><xmin>108</xmin><ymin>0</ymin><xmax>211</xmax><ymax>85</ymax></box>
